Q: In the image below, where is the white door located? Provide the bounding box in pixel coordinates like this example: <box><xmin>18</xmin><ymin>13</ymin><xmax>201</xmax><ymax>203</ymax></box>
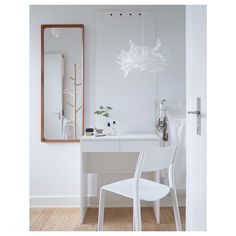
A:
<box><xmin>44</xmin><ymin>54</ymin><xmax>64</xmax><ymax>139</ymax></box>
<box><xmin>186</xmin><ymin>6</ymin><xmax>207</xmax><ymax>231</ymax></box>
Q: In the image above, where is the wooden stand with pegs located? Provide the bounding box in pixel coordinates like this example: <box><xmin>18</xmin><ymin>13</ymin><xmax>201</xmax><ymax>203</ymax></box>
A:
<box><xmin>64</xmin><ymin>63</ymin><xmax>82</xmax><ymax>139</ymax></box>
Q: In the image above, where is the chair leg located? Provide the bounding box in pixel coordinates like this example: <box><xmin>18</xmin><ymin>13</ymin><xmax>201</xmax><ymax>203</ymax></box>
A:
<box><xmin>170</xmin><ymin>188</ymin><xmax>182</xmax><ymax>231</ymax></box>
<box><xmin>137</xmin><ymin>200</ymin><xmax>142</xmax><ymax>231</ymax></box>
<box><xmin>133</xmin><ymin>199</ymin><xmax>142</xmax><ymax>231</ymax></box>
<box><xmin>97</xmin><ymin>188</ymin><xmax>105</xmax><ymax>231</ymax></box>
<box><xmin>133</xmin><ymin>208</ymin><xmax>135</xmax><ymax>230</ymax></box>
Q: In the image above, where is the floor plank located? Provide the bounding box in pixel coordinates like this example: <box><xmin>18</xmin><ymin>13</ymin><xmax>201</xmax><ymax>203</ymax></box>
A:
<box><xmin>109</xmin><ymin>208</ymin><xmax>121</xmax><ymax>231</ymax></box>
<box><xmin>30</xmin><ymin>208</ymin><xmax>44</xmax><ymax>227</ymax></box>
<box><xmin>30</xmin><ymin>207</ymin><xmax>185</xmax><ymax>231</ymax></box>
<box><xmin>120</xmin><ymin>208</ymin><xmax>132</xmax><ymax>231</ymax></box>
<box><xmin>141</xmin><ymin>207</ymin><xmax>158</xmax><ymax>231</ymax></box>
<box><xmin>76</xmin><ymin>208</ymin><xmax>97</xmax><ymax>231</ymax></box>
<box><xmin>180</xmin><ymin>207</ymin><xmax>186</xmax><ymax>224</ymax></box>
<box><xmin>63</xmin><ymin>208</ymin><xmax>81</xmax><ymax>231</ymax></box>
<box><xmin>30</xmin><ymin>208</ymin><xmax>55</xmax><ymax>231</ymax></box>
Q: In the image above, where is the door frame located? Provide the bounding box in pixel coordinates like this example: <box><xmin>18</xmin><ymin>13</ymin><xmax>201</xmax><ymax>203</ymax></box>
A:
<box><xmin>185</xmin><ymin>5</ymin><xmax>207</xmax><ymax>231</ymax></box>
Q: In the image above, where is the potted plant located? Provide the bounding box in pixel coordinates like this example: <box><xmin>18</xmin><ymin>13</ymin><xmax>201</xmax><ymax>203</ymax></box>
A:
<box><xmin>94</xmin><ymin>106</ymin><xmax>112</xmax><ymax>134</ymax></box>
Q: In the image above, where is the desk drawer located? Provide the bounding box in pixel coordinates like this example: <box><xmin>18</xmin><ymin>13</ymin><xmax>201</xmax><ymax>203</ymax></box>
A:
<box><xmin>81</xmin><ymin>140</ymin><xmax>119</xmax><ymax>152</ymax></box>
<box><xmin>120</xmin><ymin>140</ymin><xmax>160</xmax><ymax>152</ymax></box>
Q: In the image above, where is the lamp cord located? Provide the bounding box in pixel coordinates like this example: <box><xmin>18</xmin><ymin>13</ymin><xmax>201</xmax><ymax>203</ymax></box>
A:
<box><xmin>141</xmin><ymin>12</ymin><xmax>144</xmax><ymax>46</ymax></box>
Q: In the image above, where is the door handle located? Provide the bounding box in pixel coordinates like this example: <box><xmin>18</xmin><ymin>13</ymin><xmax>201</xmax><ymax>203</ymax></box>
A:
<box><xmin>188</xmin><ymin>97</ymin><xmax>201</xmax><ymax>135</ymax></box>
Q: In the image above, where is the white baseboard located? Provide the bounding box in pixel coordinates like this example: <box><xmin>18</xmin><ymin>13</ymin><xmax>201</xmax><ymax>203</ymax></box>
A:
<box><xmin>30</xmin><ymin>191</ymin><xmax>185</xmax><ymax>208</ymax></box>
<box><xmin>30</xmin><ymin>196</ymin><xmax>80</xmax><ymax>208</ymax></box>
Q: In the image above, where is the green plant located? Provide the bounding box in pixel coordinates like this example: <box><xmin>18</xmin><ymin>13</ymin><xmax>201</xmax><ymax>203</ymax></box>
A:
<box><xmin>94</xmin><ymin>106</ymin><xmax>113</xmax><ymax>124</ymax></box>
<box><xmin>94</xmin><ymin>105</ymin><xmax>112</xmax><ymax>117</ymax></box>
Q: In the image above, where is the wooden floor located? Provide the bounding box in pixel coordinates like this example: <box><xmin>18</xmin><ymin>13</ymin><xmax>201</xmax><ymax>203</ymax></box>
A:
<box><xmin>30</xmin><ymin>207</ymin><xmax>185</xmax><ymax>231</ymax></box>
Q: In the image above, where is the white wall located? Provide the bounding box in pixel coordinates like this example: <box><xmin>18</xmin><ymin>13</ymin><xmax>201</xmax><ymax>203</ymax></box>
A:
<box><xmin>155</xmin><ymin>6</ymin><xmax>186</xmax><ymax>102</ymax></box>
<box><xmin>155</xmin><ymin>6</ymin><xmax>186</xmax><ymax>190</ymax></box>
<box><xmin>30</xmin><ymin>5</ymin><xmax>186</xmax><ymax>206</ymax></box>
<box><xmin>30</xmin><ymin>5</ymin><xmax>97</xmax><ymax>205</ymax></box>
<box><xmin>96</xmin><ymin>10</ymin><xmax>157</xmax><ymax>134</ymax></box>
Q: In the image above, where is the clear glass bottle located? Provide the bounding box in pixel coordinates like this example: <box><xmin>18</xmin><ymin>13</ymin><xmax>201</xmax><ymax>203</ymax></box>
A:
<box><xmin>106</xmin><ymin>122</ymin><xmax>112</xmax><ymax>135</ymax></box>
<box><xmin>111</xmin><ymin>120</ymin><xmax>117</xmax><ymax>136</ymax></box>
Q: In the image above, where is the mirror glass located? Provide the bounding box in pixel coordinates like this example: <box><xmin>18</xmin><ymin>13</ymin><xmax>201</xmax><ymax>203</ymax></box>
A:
<box><xmin>41</xmin><ymin>25</ymin><xmax>84</xmax><ymax>142</ymax></box>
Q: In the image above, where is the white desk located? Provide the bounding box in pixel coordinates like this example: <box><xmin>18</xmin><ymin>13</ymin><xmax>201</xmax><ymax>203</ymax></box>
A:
<box><xmin>80</xmin><ymin>133</ymin><xmax>160</xmax><ymax>224</ymax></box>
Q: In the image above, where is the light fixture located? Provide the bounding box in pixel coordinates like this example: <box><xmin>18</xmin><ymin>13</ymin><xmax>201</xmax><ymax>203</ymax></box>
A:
<box><xmin>116</xmin><ymin>38</ymin><xmax>168</xmax><ymax>77</ymax></box>
<box><xmin>116</xmin><ymin>12</ymin><xmax>168</xmax><ymax>77</ymax></box>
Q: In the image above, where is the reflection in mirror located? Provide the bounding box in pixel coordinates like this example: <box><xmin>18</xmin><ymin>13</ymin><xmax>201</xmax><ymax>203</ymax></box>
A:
<box><xmin>41</xmin><ymin>25</ymin><xmax>84</xmax><ymax>142</ymax></box>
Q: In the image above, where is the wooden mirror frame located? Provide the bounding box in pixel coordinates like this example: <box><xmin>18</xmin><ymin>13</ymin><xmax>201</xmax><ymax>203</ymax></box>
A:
<box><xmin>41</xmin><ymin>24</ymin><xmax>84</xmax><ymax>142</ymax></box>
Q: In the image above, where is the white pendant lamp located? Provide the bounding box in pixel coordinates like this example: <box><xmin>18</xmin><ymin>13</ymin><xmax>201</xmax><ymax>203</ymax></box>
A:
<box><xmin>116</xmin><ymin>13</ymin><xmax>168</xmax><ymax>77</ymax></box>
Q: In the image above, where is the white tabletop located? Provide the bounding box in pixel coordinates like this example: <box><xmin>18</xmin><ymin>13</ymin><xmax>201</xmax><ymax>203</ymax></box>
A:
<box><xmin>80</xmin><ymin>133</ymin><xmax>160</xmax><ymax>141</ymax></box>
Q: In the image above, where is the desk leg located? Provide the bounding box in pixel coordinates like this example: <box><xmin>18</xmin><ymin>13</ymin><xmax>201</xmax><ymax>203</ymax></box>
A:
<box><xmin>153</xmin><ymin>170</ymin><xmax>160</xmax><ymax>224</ymax></box>
<box><xmin>79</xmin><ymin>152</ymin><xmax>88</xmax><ymax>224</ymax></box>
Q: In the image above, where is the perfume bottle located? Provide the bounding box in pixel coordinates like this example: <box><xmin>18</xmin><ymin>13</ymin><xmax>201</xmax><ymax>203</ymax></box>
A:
<box><xmin>106</xmin><ymin>122</ymin><xmax>112</xmax><ymax>135</ymax></box>
<box><xmin>111</xmin><ymin>120</ymin><xmax>118</xmax><ymax>136</ymax></box>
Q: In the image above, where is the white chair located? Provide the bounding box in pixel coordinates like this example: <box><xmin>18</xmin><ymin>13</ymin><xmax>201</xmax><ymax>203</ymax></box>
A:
<box><xmin>97</xmin><ymin>144</ymin><xmax>182</xmax><ymax>231</ymax></box>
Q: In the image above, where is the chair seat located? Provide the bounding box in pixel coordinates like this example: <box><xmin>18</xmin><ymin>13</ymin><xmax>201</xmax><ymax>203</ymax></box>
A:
<box><xmin>102</xmin><ymin>178</ymin><xmax>170</xmax><ymax>202</ymax></box>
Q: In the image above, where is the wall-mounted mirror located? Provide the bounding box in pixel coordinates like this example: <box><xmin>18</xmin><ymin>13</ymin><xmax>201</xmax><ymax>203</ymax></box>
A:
<box><xmin>41</xmin><ymin>24</ymin><xmax>84</xmax><ymax>142</ymax></box>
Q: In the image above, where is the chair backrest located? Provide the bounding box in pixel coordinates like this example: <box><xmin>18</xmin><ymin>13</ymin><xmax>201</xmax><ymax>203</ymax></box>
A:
<box><xmin>135</xmin><ymin>144</ymin><xmax>177</xmax><ymax>174</ymax></box>
<box><xmin>132</xmin><ymin>144</ymin><xmax>177</xmax><ymax>199</ymax></box>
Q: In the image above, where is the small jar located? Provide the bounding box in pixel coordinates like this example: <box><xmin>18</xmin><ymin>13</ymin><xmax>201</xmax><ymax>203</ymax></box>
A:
<box><xmin>85</xmin><ymin>128</ymin><xmax>94</xmax><ymax>136</ymax></box>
